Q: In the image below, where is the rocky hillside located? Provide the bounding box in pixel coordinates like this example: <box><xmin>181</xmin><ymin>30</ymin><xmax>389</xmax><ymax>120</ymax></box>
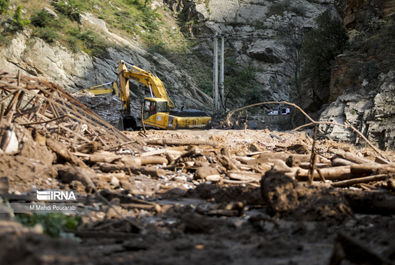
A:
<box><xmin>165</xmin><ymin>0</ymin><xmax>334</xmax><ymax>106</ymax></box>
<box><xmin>319</xmin><ymin>0</ymin><xmax>395</xmax><ymax>150</ymax></box>
<box><xmin>0</xmin><ymin>0</ymin><xmax>212</xmax><ymax>117</ymax></box>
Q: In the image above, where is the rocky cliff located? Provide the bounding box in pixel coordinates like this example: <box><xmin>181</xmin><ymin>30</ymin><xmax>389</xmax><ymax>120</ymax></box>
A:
<box><xmin>165</xmin><ymin>0</ymin><xmax>334</xmax><ymax>105</ymax></box>
<box><xmin>319</xmin><ymin>0</ymin><xmax>395</xmax><ymax>150</ymax></box>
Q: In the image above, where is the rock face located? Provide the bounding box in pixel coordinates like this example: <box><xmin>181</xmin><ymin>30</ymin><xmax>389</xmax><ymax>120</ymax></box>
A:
<box><xmin>320</xmin><ymin>0</ymin><xmax>395</xmax><ymax>150</ymax></box>
<box><xmin>164</xmin><ymin>0</ymin><xmax>333</xmax><ymax>103</ymax></box>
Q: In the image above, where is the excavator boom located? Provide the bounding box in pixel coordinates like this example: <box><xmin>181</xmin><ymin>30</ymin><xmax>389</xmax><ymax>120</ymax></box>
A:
<box><xmin>118</xmin><ymin>60</ymin><xmax>175</xmax><ymax>109</ymax></box>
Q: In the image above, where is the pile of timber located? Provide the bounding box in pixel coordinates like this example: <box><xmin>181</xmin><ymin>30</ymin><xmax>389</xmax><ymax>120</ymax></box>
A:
<box><xmin>0</xmin><ymin>71</ymin><xmax>131</xmax><ymax>151</ymax></box>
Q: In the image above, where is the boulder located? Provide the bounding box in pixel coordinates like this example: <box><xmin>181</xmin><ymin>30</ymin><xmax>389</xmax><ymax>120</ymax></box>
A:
<box><xmin>247</xmin><ymin>39</ymin><xmax>284</xmax><ymax>63</ymax></box>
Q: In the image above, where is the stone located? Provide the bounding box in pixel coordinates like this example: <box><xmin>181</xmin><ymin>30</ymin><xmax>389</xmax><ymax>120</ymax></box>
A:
<box><xmin>42</xmin><ymin>7</ymin><xmax>58</xmax><ymax>18</ymax></box>
<box><xmin>247</xmin><ymin>39</ymin><xmax>284</xmax><ymax>63</ymax></box>
<box><xmin>110</xmin><ymin>176</ymin><xmax>120</xmax><ymax>187</ymax></box>
<box><xmin>195</xmin><ymin>166</ymin><xmax>221</xmax><ymax>182</ymax></box>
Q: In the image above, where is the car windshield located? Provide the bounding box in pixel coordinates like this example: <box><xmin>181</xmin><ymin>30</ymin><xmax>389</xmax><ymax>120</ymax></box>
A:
<box><xmin>156</xmin><ymin>101</ymin><xmax>168</xmax><ymax>112</ymax></box>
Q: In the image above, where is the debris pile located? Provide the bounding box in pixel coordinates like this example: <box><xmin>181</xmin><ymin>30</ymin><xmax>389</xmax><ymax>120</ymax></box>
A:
<box><xmin>0</xmin><ymin>71</ymin><xmax>394</xmax><ymax>265</ymax></box>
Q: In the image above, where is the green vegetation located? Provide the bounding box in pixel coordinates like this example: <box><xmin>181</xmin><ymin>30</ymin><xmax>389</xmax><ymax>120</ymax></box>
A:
<box><xmin>9</xmin><ymin>5</ymin><xmax>30</xmax><ymax>32</ymax></box>
<box><xmin>67</xmin><ymin>29</ymin><xmax>109</xmax><ymax>57</ymax></box>
<box><xmin>0</xmin><ymin>0</ymin><xmax>186</xmax><ymax>56</ymax></box>
<box><xmin>0</xmin><ymin>0</ymin><xmax>9</xmax><ymax>14</ymax></box>
<box><xmin>224</xmin><ymin>58</ymin><xmax>260</xmax><ymax>107</ymax></box>
<box><xmin>15</xmin><ymin>213</ymin><xmax>81</xmax><ymax>238</ymax></box>
<box><xmin>52</xmin><ymin>0</ymin><xmax>82</xmax><ymax>22</ymax></box>
<box><xmin>302</xmin><ymin>10</ymin><xmax>348</xmax><ymax>101</ymax></box>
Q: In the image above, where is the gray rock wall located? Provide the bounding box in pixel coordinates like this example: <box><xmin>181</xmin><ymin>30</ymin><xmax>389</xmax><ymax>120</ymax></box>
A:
<box><xmin>166</xmin><ymin>0</ymin><xmax>333</xmax><ymax>104</ymax></box>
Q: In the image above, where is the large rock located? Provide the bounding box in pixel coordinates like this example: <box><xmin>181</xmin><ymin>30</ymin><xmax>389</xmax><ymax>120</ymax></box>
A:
<box><xmin>320</xmin><ymin>71</ymin><xmax>395</xmax><ymax>150</ymax></box>
<box><xmin>247</xmin><ymin>39</ymin><xmax>284</xmax><ymax>63</ymax></box>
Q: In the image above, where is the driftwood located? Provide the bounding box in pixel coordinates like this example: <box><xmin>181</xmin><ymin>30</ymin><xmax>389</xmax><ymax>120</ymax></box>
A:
<box><xmin>331</xmin><ymin>157</ymin><xmax>355</xmax><ymax>166</ymax></box>
<box><xmin>351</xmin><ymin>164</ymin><xmax>395</xmax><ymax>175</ymax></box>
<box><xmin>333</xmin><ymin>151</ymin><xmax>376</xmax><ymax>165</ymax></box>
<box><xmin>227</xmin><ymin>171</ymin><xmax>262</xmax><ymax>182</ymax></box>
<box><xmin>224</xmin><ymin>100</ymin><xmax>390</xmax><ymax>162</ymax></box>
<box><xmin>144</xmin><ymin>138</ymin><xmax>217</xmax><ymax>147</ymax></box>
<box><xmin>47</xmin><ymin>138</ymin><xmax>86</xmax><ymax>167</ymax></box>
<box><xmin>98</xmin><ymin>163</ymin><xmax>170</xmax><ymax>178</ymax></box>
<box><xmin>296</xmin><ymin>166</ymin><xmax>352</xmax><ymax>181</ymax></box>
<box><xmin>332</xmin><ymin>174</ymin><xmax>390</xmax><ymax>188</ymax></box>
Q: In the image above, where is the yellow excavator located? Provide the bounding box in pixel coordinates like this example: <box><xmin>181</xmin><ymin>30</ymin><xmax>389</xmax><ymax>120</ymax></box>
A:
<box><xmin>85</xmin><ymin>60</ymin><xmax>212</xmax><ymax>130</ymax></box>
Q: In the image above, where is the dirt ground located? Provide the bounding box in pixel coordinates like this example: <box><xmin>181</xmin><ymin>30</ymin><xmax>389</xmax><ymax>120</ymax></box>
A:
<box><xmin>1</xmin><ymin>128</ymin><xmax>395</xmax><ymax>265</ymax></box>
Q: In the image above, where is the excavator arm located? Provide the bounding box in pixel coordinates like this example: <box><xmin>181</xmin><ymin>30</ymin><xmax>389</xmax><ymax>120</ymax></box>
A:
<box><xmin>118</xmin><ymin>60</ymin><xmax>175</xmax><ymax>109</ymax></box>
<box><xmin>82</xmin><ymin>82</ymin><xmax>119</xmax><ymax>96</ymax></box>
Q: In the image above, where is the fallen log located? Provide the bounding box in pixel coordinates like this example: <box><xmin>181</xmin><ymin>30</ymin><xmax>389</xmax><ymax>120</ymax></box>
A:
<box><xmin>351</xmin><ymin>164</ymin><xmax>395</xmax><ymax>175</ymax></box>
<box><xmin>144</xmin><ymin>138</ymin><xmax>217</xmax><ymax>147</ymax></box>
<box><xmin>227</xmin><ymin>171</ymin><xmax>262</xmax><ymax>182</ymax></box>
<box><xmin>98</xmin><ymin>163</ymin><xmax>169</xmax><ymax>178</ymax></box>
<box><xmin>297</xmin><ymin>166</ymin><xmax>352</xmax><ymax>181</ymax></box>
<box><xmin>89</xmin><ymin>151</ymin><xmax>121</xmax><ymax>163</ymax></box>
<box><xmin>46</xmin><ymin>138</ymin><xmax>86</xmax><ymax>167</ymax></box>
<box><xmin>121</xmin><ymin>156</ymin><xmax>168</xmax><ymax>167</ymax></box>
<box><xmin>332</xmin><ymin>174</ymin><xmax>390</xmax><ymax>188</ymax></box>
<box><xmin>298</xmin><ymin>162</ymin><xmax>329</xmax><ymax>169</ymax></box>
<box><xmin>331</xmin><ymin>157</ymin><xmax>355</xmax><ymax>167</ymax></box>
<box><xmin>334</xmin><ymin>151</ymin><xmax>376</xmax><ymax>165</ymax></box>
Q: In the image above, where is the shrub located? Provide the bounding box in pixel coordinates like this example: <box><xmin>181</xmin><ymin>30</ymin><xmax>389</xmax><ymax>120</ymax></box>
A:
<box><xmin>33</xmin><ymin>27</ymin><xmax>59</xmax><ymax>43</ymax></box>
<box><xmin>15</xmin><ymin>213</ymin><xmax>81</xmax><ymax>238</ymax></box>
<box><xmin>9</xmin><ymin>6</ymin><xmax>30</xmax><ymax>32</ymax></box>
<box><xmin>67</xmin><ymin>29</ymin><xmax>109</xmax><ymax>58</ymax></box>
<box><xmin>0</xmin><ymin>0</ymin><xmax>9</xmax><ymax>14</ymax></box>
<box><xmin>31</xmin><ymin>10</ymin><xmax>56</xmax><ymax>28</ymax></box>
<box><xmin>302</xmin><ymin>10</ymin><xmax>348</xmax><ymax>101</ymax></box>
<box><xmin>52</xmin><ymin>0</ymin><xmax>81</xmax><ymax>23</ymax></box>
<box><xmin>290</xmin><ymin>5</ymin><xmax>306</xmax><ymax>17</ymax></box>
<box><xmin>224</xmin><ymin>58</ymin><xmax>260</xmax><ymax>107</ymax></box>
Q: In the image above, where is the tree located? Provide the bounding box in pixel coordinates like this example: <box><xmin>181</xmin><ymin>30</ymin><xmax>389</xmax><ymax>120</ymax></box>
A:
<box><xmin>301</xmin><ymin>10</ymin><xmax>348</xmax><ymax>103</ymax></box>
<box><xmin>278</xmin><ymin>19</ymin><xmax>306</xmax><ymax>103</ymax></box>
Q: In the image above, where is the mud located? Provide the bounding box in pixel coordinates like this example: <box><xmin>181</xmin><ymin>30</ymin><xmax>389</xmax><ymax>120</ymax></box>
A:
<box><xmin>1</xmin><ymin>127</ymin><xmax>394</xmax><ymax>265</ymax></box>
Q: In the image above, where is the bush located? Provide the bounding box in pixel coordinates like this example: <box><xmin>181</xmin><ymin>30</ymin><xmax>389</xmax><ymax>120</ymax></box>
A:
<box><xmin>15</xmin><ymin>213</ymin><xmax>81</xmax><ymax>238</ymax></box>
<box><xmin>224</xmin><ymin>58</ymin><xmax>260</xmax><ymax>106</ymax></box>
<box><xmin>302</xmin><ymin>11</ymin><xmax>348</xmax><ymax>101</ymax></box>
<box><xmin>0</xmin><ymin>0</ymin><xmax>9</xmax><ymax>14</ymax></box>
<box><xmin>31</xmin><ymin>10</ymin><xmax>56</xmax><ymax>28</ymax></box>
<box><xmin>68</xmin><ymin>29</ymin><xmax>109</xmax><ymax>58</ymax></box>
<box><xmin>9</xmin><ymin>6</ymin><xmax>30</xmax><ymax>32</ymax></box>
<box><xmin>52</xmin><ymin>0</ymin><xmax>81</xmax><ymax>23</ymax></box>
<box><xmin>33</xmin><ymin>27</ymin><xmax>59</xmax><ymax>43</ymax></box>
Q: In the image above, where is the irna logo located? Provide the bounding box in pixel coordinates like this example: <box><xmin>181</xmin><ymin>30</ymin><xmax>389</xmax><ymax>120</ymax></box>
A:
<box><xmin>36</xmin><ymin>190</ymin><xmax>77</xmax><ymax>201</ymax></box>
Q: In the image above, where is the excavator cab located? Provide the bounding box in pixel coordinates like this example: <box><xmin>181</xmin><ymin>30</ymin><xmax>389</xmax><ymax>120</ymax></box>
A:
<box><xmin>143</xmin><ymin>98</ymin><xmax>169</xmax><ymax>119</ymax></box>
